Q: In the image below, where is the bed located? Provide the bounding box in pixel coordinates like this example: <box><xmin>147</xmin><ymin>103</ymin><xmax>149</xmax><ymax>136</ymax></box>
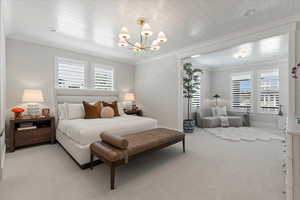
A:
<box><xmin>55</xmin><ymin>89</ymin><xmax>158</xmax><ymax>169</ymax></box>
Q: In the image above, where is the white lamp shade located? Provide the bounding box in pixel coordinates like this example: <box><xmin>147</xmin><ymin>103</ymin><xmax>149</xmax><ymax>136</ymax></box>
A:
<box><xmin>124</xmin><ymin>93</ymin><xmax>135</xmax><ymax>101</ymax></box>
<box><xmin>157</xmin><ymin>31</ymin><xmax>167</xmax><ymax>43</ymax></box>
<box><xmin>141</xmin><ymin>23</ymin><xmax>153</xmax><ymax>36</ymax></box>
<box><xmin>119</xmin><ymin>27</ymin><xmax>130</xmax><ymax>39</ymax></box>
<box><xmin>22</xmin><ymin>89</ymin><xmax>44</xmax><ymax>102</ymax></box>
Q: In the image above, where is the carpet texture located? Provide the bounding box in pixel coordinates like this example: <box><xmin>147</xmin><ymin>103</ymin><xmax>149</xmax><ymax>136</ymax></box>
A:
<box><xmin>0</xmin><ymin>129</ymin><xmax>285</xmax><ymax>200</ymax></box>
<box><xmin>204</xmin><ymin>127</ymin><xmax>284</xmax><ymax>142</ymax></box>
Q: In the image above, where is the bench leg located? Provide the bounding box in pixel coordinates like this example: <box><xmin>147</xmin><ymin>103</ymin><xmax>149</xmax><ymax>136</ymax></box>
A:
<box><xmin>90</xmin><ymin>152</ymin><xmax>94</xmax><ymax>170</ymax></box>
<box><xmin>110</xmin><ymin>164</ymin><xmax>116</xmax><ymax>190</ymax></box>
<box><xmin>182</xmin><ymin>138</ymin><xmax>185</xmax><ymax>153</ymax></box>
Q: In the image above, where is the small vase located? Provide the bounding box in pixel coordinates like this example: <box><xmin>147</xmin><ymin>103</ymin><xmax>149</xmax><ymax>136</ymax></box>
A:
<box><xmin>14</xmin><ymin>112</ymin><xmax>22</xmax><ymax>119</ymax></box>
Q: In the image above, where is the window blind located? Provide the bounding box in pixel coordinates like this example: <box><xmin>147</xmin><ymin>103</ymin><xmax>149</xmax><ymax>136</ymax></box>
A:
<box><xmin>93</xmin><ymin>66</ymin><xmax>113</xmax><ymax>90</ymax></box>
<box><xmin>257</xmin><ymin>69</ymin><xmax>279</xmax><ymax>112</ymax></box>
<box><xmin>231</xmin><ymin>73</ymin><xmax>252</xmax><ymax>109</ymax></box>
<box><xmin>191</xmin><ymin>76</ymin><xmax>201</xmax><ymax>110</ymax></box>
<box><xmin>56</xmin><ymin>58</ymin><xmax>86</xmax><ymax>89</ymax></box>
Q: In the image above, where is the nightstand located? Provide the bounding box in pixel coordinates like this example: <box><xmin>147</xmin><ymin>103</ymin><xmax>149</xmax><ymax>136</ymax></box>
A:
<box><xmin>8</xmin><ymin>116</ymin><xmax>55</xmax><ymax>152</ymax></box>
<box><xmin>124</xmin><ymin>109</ymin><xmax>143</xmax><ymax>116</ymax></box>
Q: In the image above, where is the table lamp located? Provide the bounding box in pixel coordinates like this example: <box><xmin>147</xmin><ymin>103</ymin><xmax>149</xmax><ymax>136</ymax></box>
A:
<box><xmin>124</xmin><ymin>93</ymin><xmax>136</xmax><ymax>110</ymax></box>
<box><xmin>22</xmin><ymin>89</ymin><xmax>44</xmax><ymax>116</ymax></box>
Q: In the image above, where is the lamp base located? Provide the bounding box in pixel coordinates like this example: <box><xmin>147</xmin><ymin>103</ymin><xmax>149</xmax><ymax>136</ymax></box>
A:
<box><xmin>26</xmin><ymin>103</ymin><xmax>41</xmax><ymax>116</ymax></box>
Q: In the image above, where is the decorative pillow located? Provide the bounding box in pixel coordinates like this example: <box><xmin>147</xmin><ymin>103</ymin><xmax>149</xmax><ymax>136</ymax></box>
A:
<box><xmin>67</xmin><ymin>104</ymin><xmax>85</xmax><ymax>120</ymax></box>
<box><xmin>102</xmin><ymin>101</ymin><xmax>120</xmax><ymax>116</ymax></box>
<box><xmin>211</xmin><ymin>107</ymin><xmax>217</xmax><ymax>117</ymax></box>
<box><xmin>58</xmin><ymin>103</ymin><xmax>68</xmax><ymax>120</ymax></box>
<box><xmin>101</xmin><ymin>106</ymin><xmax>115</xmax><ymax>118</ymax></box>
<box><xmin>82</xmin><ymin>101</ymin><xmax>101</xmax><ymax>119</ymax></box>
<box><xmin>216</xmin><ymin>106</ymin><xmax>227</xmax><ymax>116</ymax></box>
<box><xmin>117</xmin><ymin>102</ymin><xmax>125</xmax><ymax>115</ymax></box>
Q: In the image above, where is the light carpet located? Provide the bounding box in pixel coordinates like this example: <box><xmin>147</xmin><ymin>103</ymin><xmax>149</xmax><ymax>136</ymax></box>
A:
<box><xmin>0</xmin><ymin>129</ymin><xmax>285</xmax><ymax>200</ymax></box>
<box><xmin>204</xmin><ymin>127</ymin><xmax>284</xmax><ymax>142</ymax></box>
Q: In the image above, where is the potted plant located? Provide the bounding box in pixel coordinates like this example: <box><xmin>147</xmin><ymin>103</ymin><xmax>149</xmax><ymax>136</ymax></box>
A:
<box><xmin>11</xmin><ymin>107</ymin><xmax>25</xmax><ymax>119</ymax></box>
<box><xmin>183</xmin><ymin>62</ymin><xmax>202</xmax><ymax>133</ymax></box>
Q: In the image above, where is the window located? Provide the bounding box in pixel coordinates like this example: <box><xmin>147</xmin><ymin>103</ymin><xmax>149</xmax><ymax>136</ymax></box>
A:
<box><xmin>92</xmin><ymin>65</ymin><xmax>114</xmax><ymax>91</ymax></box>
<box><xmin>257</xmin><ymin>69</ymin><xmax>279</xmax><ymax>113</ymax></box>
<box><xmin>191</xmin><ymin>75</ymin><xmax>201</xmax><ymax>110</ymax></box>
<box><xmin>55</xmin><ymin>57</ymin><xmax>114</xmax><ymax>91</ymax></box>
<box><xmin>56</xmin><ymin>57</ymin><xmax>86</xmax><ymax>89</ymax></box>
<box><xmin>231</xmin><ymin>73</ymin><xmax>252</xmax><ymax>110</ymax></box>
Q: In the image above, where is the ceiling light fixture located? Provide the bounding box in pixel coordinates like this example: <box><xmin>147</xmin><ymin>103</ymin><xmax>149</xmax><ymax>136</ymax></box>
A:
<box><xmin>118</xmin><ymin>18</ymin><xmax>167</xmax><ymax>52</ymax></box>
<box><xmin>233</xmin><ymin>45</ymin><xmax>252</xmax><ymax>59</ymax></box>
<box><xmin>191</xmin><ymin>54</ymin><xmax>201</xmax><ymax>58</ymax></box>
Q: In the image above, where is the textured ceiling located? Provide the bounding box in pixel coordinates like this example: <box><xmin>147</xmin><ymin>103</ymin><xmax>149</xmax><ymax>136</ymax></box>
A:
<box><xmin>192</xmin><ymin>34</ymin><xmax>288</xmax><ymax>68</ymax></box>
<box><xmin>6</xmin><ymin>0</ymin><xmax>300</xmax><ymax>64</ymax></box>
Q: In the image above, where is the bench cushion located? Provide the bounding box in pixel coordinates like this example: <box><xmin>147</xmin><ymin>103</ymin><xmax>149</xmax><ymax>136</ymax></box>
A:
<box><xmin>90</xmin><ymin>128</ymin><xmax>184</xmax><ymax>162</ymax></box>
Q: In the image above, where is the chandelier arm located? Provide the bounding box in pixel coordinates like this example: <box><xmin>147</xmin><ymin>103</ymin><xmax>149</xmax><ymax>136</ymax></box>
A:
<box><xmin>125</xmin><ymin>39</ymin><xmax>137</xmax><ymax>48</ymax></box>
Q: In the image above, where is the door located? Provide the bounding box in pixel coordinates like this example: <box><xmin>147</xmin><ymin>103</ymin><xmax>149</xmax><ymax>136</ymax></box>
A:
<box><xmin>0</xmin><ymin>0</ymin><xmax>6</xmax><ymax>180</ymax></box>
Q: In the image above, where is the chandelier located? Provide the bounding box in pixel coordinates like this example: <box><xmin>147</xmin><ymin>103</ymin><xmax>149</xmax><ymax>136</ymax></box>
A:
<box><xmin>118</xmin><ymin>18</ymin><xmax>167</xmax><ymax>52</ymax></box>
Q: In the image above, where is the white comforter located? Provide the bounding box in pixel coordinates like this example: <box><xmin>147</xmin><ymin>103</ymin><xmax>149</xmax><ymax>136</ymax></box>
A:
<box><xmin>57</xmin><ymin>115</ymin><xmax>158</xmax><ymax>145</ymax></box>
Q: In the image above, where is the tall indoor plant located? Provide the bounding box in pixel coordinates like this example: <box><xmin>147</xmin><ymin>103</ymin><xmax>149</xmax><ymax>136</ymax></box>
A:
<box><xmin>183</xmin><ymin>62</ymin><xmax>202</xmax><ymax>133</ymax></box>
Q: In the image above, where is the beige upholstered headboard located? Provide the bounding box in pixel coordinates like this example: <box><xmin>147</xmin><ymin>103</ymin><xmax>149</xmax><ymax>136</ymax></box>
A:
<box><xmin>55</xmin><ymin>88</ymin><xmax>119</xmax><ymax>104</ymax></box>
<box><xmin>55</xmin><ymin>88</ymin><xmax>119</xmax><ymax>122</ymax></box>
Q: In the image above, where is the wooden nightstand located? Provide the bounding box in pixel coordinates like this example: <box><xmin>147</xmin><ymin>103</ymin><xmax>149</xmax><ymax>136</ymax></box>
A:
<box><xmin>124</xmin><ymin>109</ymin><xmax>143</xmax><ymax>116</ymax></box>
<box><xmin>8</xmin><ymin>116</ymin><xmax>55</xmax><ymax>152</ymax></box>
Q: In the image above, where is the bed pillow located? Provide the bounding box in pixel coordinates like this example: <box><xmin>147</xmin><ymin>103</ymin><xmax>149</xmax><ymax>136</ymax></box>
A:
<box><xmin>211</xmin><ymin>107</ymin><xmax>217</xmax><ymax>117</ymax></box>
<box><xmin>101</xmin><ymin>106</ymin><xmax>115</xmax><ymax>118</ymax></box>
<box><xmin>102</xmin><ymin>101</ymin><xmax>120</xmax><ymax>116</ymax></box>
<box><xmin>117</xmin><ymin>102</ymin><xmax>125</xmax><ymax>115</ymax></box>
<box><xmin>83</xmin><ymin>101</ymin><xmax>102</xmax><ymax>119</ymax></box>
<box><xmin>58</xmin><ymin>103</ymin><xmax>68</xmax><ymax>120</ymax></box>
<box><xmin>67</xmin><ymin>104</ymin><xmax>85</xmax><ymax>120</ymax></box>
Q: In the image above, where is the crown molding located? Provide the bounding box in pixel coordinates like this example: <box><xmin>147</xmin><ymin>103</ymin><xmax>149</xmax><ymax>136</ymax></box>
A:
<box><xmin>206</xmin><ymin>57</ymin><xmax>288</xmax><ymax>72</ymax></box>
<box><xmin>7</xmin><ymin>34</ymin><xmax>136</xmax><ymax>66</ymax></box>
<box><xmin>136</xmin><ymin>14</ymin><xmax>299</xmax><ymax>66</ymax></box>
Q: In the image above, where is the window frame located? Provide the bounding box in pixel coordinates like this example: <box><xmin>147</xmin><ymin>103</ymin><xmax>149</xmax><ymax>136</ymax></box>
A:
<box><xmin>191</xmin><ymin>73</ymin><xmax>201</xmax><ymax>110</ymax></box>
<box><xmin>55</xmin><ymin>57</ymin><xmax>116</xmax><ymax>92</ymax></box>
<box><xmin>230</xmin><ymin>71</ymin><xmax>253</xmax><ymax>111</ymax></box>
<box><xmin>256</xmin><ymin>68</ymin><xmax>280</xmax><ymax>114</ymax></box>
<box><xmin>55</xmin><ymin>57</ymin><xmax>88</xmax><ymax>89</ymax></box>
<box><xmin>90</xmin><ymin>63</ymin><xmax>115</xmax><ymax>91</ymax></box>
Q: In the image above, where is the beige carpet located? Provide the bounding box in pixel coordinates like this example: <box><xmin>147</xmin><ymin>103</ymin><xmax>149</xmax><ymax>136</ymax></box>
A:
<box><xmin>0</xmin><ymin>129</ymin><xmax>285</xmax><ymax>200</ymax></box>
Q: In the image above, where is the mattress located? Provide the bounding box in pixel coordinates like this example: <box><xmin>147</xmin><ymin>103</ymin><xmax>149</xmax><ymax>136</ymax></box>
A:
<box><xmin>57</xmin><ymin>115</ymin><xmax>158</xmax><ymax>146</ymax></box>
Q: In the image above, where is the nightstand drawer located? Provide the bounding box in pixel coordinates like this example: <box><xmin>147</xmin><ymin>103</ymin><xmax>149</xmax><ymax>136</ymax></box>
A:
<box><xmin>15</xmin><ymin>127</ymin><xmax>51</xmax><ymax>147</ymax></box>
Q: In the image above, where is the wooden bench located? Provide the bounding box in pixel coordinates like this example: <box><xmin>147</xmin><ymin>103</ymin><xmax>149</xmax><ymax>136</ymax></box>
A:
<box><xmin>90</xmin><ymin>128</ymin><xmax>185</xmax><ymax>190</ymax></box>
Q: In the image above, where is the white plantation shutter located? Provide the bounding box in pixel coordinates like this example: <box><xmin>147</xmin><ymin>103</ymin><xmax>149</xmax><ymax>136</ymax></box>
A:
<box><xmin>231</xmin><ymin>73</ymin><xmax>252</xmax><ymax>109</ymax></box>
<box><xmin>192</xmin><ymin>76</ymin><xmax>201</xmax><ymax>110</ymax></box>
<box><xmin>56</xmin><ymin>58</ymin><xmax>86</xmax><ymax>89</ymax></box>
<box><xmin>257</xmin><ymin>69</ymin><xmax>279</xmax><ymax>113</ymax></box>
<box><xmin>93</xmin><ymin>65</ymin><xmax>114</xmax><ymax>90</ymax></box>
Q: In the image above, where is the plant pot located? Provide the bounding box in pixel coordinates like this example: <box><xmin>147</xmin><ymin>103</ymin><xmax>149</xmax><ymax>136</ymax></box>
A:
<box><xmin>183</xmin><ymin>119</ymin><xmax>195</xmax><ymax>133</ymax></box>
<box><xmin>14</xmin><ymin>112</ymin><xmax>23</xmax><ymax>119</ymax></box>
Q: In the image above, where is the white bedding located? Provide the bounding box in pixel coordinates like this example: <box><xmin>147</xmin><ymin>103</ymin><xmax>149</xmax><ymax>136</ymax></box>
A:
<box><xmin>57</xmin><ymin>115</ymin><xmax>158</xmax><ymax>145</ymax></box>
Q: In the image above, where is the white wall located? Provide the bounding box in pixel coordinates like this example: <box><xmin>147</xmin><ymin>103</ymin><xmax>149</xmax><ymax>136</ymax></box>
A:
<box><xmin>135</xmin><ymin>55</ymin><xmax>180</xmax><ymax>129</ymax></box>
<box><xmin>0</xmin><ymin>0</ymin><xmax>7</xmax><ymax>180</ymax></box>
<box><xmin>210</xmin><ymin>60</ymin><xmax>289</xmax><ymax>128</ymax></box>
<box><xmin>6</xmin><ymin>39</ymin><xmax>135</xmax><ymax>113</ymax></box>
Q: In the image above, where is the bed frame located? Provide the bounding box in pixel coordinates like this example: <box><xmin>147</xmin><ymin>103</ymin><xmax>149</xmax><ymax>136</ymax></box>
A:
<box><xmin>55</xmin><ymin>88</ymin><xmax>119</xmax><ymax>169</ymax></box>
